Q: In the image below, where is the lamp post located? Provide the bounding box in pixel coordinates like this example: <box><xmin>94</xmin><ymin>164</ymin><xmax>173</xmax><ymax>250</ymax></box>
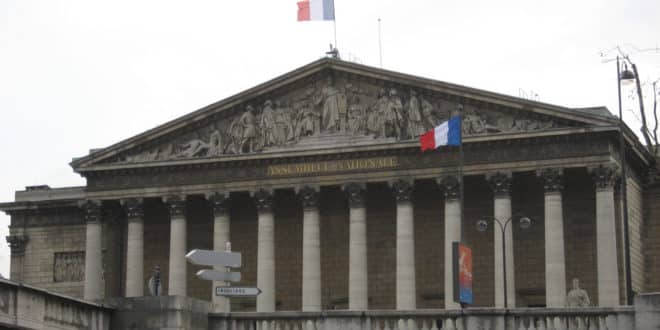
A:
<box><xmin>476</xmin><ymin>215</ymin><xmax>532</xmax><ymax>308</ymax></box>
<box><xmin>617</xmin><ymin>55</ymin><xmax>635</xmax><ymax>305</ymax></box>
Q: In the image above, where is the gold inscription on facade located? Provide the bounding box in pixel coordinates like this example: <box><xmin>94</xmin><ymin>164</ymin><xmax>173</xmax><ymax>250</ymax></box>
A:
<box><xmin>266</xmin><ymin>157</ymin><xmax>399</xmax><ymax>177</ymax></box>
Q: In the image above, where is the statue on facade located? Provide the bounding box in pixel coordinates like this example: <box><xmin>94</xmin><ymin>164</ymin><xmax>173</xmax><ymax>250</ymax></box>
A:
<box><xmin>178</xmin><ymin>139</ymin><xmax>209</xmax><ymax>158</ymax></box>
<box><xmin>236</xmin><ymin>105</ymin><xmax>258</xmax><ymax>153</ymax></box>
<box><xmin>316</xmin><ymin>75</ymin><xmax>346</xmax><ymax>133</ymax></box>
<box><xmin>566</xmin><ymin>278</ymin><xmax>591</xmax><ymax>307</ymax></box>
<box><xmin>347</xmin><ymin>94</ymin><xmax>365</xmax><ymax>135</ymax></box>
<box><xmin>367</xmin><ymin>88</ymin><xmax>387</xmax><ymax>137</ymax></box>
<box><xmin>421</xmin><ymin>96</ymin><xmax>441</xmax><ymax>130</ymax></box>
<box><xmin>406</xmin><ymin>89</ymin><xmax>425</xmax><ymax>138</ymax></box>
<box><xmin>463</xmin><ymin>110</ymin><xmax>501</xmax><ymax>135</ymax></box>
<box><xmin>274</xmin><ymin>100</ymin><xmax>294</xmax><ymax>145</ymax></box>
<box><xmin>207</xmin><ymin>129</ymin><xmax>223</xmax><ymax>156</ymax></box>
<box><xmin>294</xmin><ymin>100</ymin><xmax>319</xmax><ymax>139</ymax></box>
<box><xmin>383</xmin><ymin>88</ymin><xmax>403</xmax><ymax>138</ymax></box>
<box><xmin>260</xmin><ymin>100</ymin><xmax>277</xmax><ymax>147</ymax></box>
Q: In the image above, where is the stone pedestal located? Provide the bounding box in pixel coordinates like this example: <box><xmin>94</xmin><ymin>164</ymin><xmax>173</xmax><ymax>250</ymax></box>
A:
<box><xmin>345</xmin><ymin>183</ymin><xmax>368</xmax><ymax>310</ymax></box>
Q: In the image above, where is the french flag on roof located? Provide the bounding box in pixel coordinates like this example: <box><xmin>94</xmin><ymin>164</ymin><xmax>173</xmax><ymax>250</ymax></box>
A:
<box><xmin>297</xmin><ymin>0</ymin><xmax>335</xmax><ymax>21</ymax></box>
<box><xmin>419</xmin><ymin>116</ymin><xmax>462</xmax><ymax>151</ymax></box>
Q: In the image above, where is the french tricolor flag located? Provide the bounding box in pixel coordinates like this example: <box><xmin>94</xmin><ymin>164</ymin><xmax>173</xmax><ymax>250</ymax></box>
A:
<box><xmin>297</xmin><ymin>0</ymin><xmax>335</xmax><ymax>21</ymax></box>
<box><xmin>419</xmin><ymin>116</ymin><xmax>462</xmax><ymax>151</ymax></box>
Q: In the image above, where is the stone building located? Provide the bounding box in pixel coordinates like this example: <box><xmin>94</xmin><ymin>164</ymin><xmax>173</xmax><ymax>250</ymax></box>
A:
<box><xmin>2</xmin><ymin>58</ymin><xmax>660</xmax><ymax>328</ymax></box>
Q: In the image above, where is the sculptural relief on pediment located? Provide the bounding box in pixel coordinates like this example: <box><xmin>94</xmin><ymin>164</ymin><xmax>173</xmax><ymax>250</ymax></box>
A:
<box><xmin>114</xmin><ymin>74</ymin><xmax>567</xmax><ymax>164</ymax></box>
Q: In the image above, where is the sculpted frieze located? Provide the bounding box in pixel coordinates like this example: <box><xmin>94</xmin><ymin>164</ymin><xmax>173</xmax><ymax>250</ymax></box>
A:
<box><xmin>117</xmin><ymin>75</ymin><xmax>564</xmax><ymax>164</ymax></box>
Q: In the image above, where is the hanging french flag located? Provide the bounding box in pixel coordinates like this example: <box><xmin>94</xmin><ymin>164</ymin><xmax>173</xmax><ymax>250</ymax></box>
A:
<box><xmin>297</xmin><ymin>0</ymin><xmax>335</xmax><ymax>21</ymax></box>
<box><xmin>420</xmin><ymin>116</ymin><xmax>462</xmax><ymax>151</ymax></box>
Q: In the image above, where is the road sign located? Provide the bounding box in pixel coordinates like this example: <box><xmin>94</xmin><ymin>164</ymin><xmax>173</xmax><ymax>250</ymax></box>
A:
<box><xmin>186</xmin><ymin>249</ymin><xmax>241</xmax><ymax>267</ymax></box>
<box><xmin>215</xmin><ymin>287</ymin><xmax>262</xmax><ymax>297</ymax></box>
<box><xmin>196</xmin><ymin>269</ymin><xmax>241</xmax><ymax>282</ymax></box>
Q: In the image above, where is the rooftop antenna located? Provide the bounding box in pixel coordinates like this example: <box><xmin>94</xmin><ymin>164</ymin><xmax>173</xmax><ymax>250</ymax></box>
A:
<box><xmin>378</xmin><ymin>18</ymin><xmax>383</xmax><ymax>68</ymax></box>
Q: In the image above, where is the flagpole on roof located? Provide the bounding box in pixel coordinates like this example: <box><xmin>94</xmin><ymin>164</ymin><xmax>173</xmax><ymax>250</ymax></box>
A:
<box><xmin>458</xmin><ymin>104</ymin><xmax>465</xmax><ymax>244</ymax></box>
<box><xmin>332</xmin><ymin>1</ymin><xmax>337</xmax><ymax>51</ymax></box>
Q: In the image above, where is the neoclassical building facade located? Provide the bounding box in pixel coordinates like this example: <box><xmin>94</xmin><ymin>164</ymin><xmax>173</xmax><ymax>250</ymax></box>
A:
<box><xmin>2</xmin><ymin>58</ymin><xmax>658</xmax><ymax>318</ymax></box>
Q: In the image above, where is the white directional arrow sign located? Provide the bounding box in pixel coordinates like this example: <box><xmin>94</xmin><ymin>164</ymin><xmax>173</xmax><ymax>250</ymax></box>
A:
<box><xmin>216</xmin><ymin>287</ymin><xmax>262</xmax><ymax>297</ymax></box>
<box><xmin>196</xmin><ymin>269</ymin><xmax>241</xmax><ymax>282</ymax></box>
<box><xmin>186</xmin><ymin>249</ymin><xmax>241</xmax><ymax>268</ymax></box>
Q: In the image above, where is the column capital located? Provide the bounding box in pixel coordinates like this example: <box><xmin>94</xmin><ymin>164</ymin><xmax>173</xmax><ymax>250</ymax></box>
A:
<box><xmin>438</xmin><ymin>176</ymin><xmax>461</xmax><ymax>201</ymax></box>
<box><xmin>296</xmin><ymin>186</ymin><xmax>319</xmax><ymax>209</ymax></box>
<box><xmin>390</xmin><ymin>179</ymin><xmax>413</xmax><ymax>203</ymax></box>
<box><xmin>589</xmin><ymin>165</ymin><xmax>619</xmax><ymax>190</ymax></box>
<box><xmin>487</xmin><ymin>171</ymin><xmax>512</xmax><ymax>197</ymax></box>
<box><xmin>6</xmin><ymin>235</ymin><xmax>28</xmax><ymax>256</ymax></box>
<box><xmin>121</xmin><ymin>198</ymin><xmax>144</xmax><ymax>219</ymax></box>
<box><xmin>537</xmin><ymin>168</ymin><xmax>564</xmax><ymax>193</ymax></box>
<box><xmin>343</xmin><ymin>182</ymin><xmax>366</xmax><ymax>208</ymax></box>
<box><xmin>252</xmin><ymin>189</ymin><xmax>273</xmax><ymax>212</ymax></box>
<box><xmin>206</xmin><ymin>192</ymin><xmax>230</xmax><ymax>215</ymax></box>
<box><xmin>80</xmin><ymin>200</ymin><xmax>102</xmax><ymax>223</ymax></box>
<box><xmin>163</xmin><ymin>195</ymin><xmax>186</xmax><ymax>217</ymax></box>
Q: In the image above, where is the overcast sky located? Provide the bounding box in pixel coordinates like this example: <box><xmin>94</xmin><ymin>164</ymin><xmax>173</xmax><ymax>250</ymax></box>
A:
<box><xmin>0</xmin><ymin>0</ymin><xmax>659</xmax><ymax>278</ymax></box>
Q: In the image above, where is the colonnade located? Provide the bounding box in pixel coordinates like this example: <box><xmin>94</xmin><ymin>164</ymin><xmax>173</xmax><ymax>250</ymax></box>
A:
<box><xmin>80</xmin><ymin>165</ymin><xmax>622</xmax><ymax>309</ymax></box>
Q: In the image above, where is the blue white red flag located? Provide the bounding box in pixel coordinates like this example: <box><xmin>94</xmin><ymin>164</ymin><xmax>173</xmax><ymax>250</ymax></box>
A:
<box><xmin>297</xmin><ymin>0</ymin><xmax>335</xmax><ymax>21</ymax></box>
<box><xmin>419</xmin><ymin>116</ymin><xmax>462</xmax><ymax>151</ymax></box>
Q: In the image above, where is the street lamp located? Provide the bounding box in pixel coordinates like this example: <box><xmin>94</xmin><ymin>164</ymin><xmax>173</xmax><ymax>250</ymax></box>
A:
<box><xmin>475</xmin><ymin>215</ymin><xmax>532</xmax><ymax>308</ymax></box>
<box><xmin>617</xmin><ymin>55</ymin><xmax>635</xmax><ymax>305</ymax></box>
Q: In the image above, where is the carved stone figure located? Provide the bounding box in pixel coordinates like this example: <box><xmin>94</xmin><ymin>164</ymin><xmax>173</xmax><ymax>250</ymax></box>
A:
<box><xmin>316</xmin><ymin>76</ymin><xmax>346</xmax><ymax>133</ymax></box>
<box><xmin>421</xmin><ymin>97</ymin><xmax>441</xmax><ymax>130</ymax></box>
<box><xmin>463</xmin><ymin>110</ymin><xmax>501</xmax><ymax>135</ymax></box>
<box><xmin>178</xmin><ymin>139</ymin><xmax>208</xmax><ymax>158</ymax></box>
<box><xmin>274</xmin><ymin>100</ymin><xmax>294</xmax><ymax>145</ymax></box>
<box><xmin>383</xmin><ymin>88</ymin><xmax>403</xmax><ymax>138</ymax></box>
<box><xmin>347</xmin><ymin>95</ymin><xmax>364</xmax><ymax>135</ymax></box>
<box><xmin>406</xmin><ymin>90</ymin><xmax>424</xmax><ymax>138</ymax></box>
<box><xmin>566</xmin><ymin>278</ymin><xmax>591</xmax><ymax>307</ymax></box>
<box><xmin>260</xmin><ymin>100</ymin><xmax>277</xmax><ymax>147</ymax></box>
<box><xmin>295</xmin><ymin>100</ymin><xmax>319</xmax><ymax>139</ymax></box>
<box><xmin>207</xmin><ymin>129</ymin><xmax>223</xmax><ymax>156</ymax></box>
<box><xmin>237</xmin><ymin>105</ymin><xmax>258</xmax><ymax>153</ymax></box>
<box><xmin>367</xmin><ymin>89</ymin><xmax>387</xmax><ymax>137</ymax></box>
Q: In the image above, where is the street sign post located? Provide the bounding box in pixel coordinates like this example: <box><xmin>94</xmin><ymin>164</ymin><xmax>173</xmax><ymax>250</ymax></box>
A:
<box><xmin>215</xmin><ymin>287</ymin><xmax>262</xmax><ymax>297</ymax></box>
<box><xmin>196</xmin><ymin>269</ymin><xmax>241</xmax><ymax>282</ymax></box>
<box><xmin>186</xmin><ymin>249</ymin><xmax>241</xmax><ymax>268</ymax></box>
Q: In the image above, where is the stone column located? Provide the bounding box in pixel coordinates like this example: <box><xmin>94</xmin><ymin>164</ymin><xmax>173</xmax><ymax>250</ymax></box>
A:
<box><xmin>253</xmin><ymin>189</ymin><xmax>275</xmax><ymax>312</ymax></box>
<box><xmin>208</xmin><ymin>192</ymin><xmax>230</xmax><ymax>312</ymax></box>
<box><xmin>165</xmin><ymin>195</ymin><xmax>187</xmax><ymax>297</ymax></box>
<box><xmin>298</xmin><ymin>186</ymin><xmax>321</xmax><ymax>311</ymax></box>
<box><xmin>82</xmin><ymin>200</ymin><xmax>103</xmax><ymax>301</ymax></box>
<box><xmin>441</xmin><ymin>176</ymin><xmax>461</xmax><ymax>310</ymax></box>
<box><xmin>591</xmin><ymin>165</ymin><xmax>621</xmax><ymax>307</ymax></box>
<box><xmin>344</xmin><ymin>182</ymin><xmax>368</xmax><ymax>310</ymax></box>
<box><xmin>488</xmin><ymin>172</ymin><xmax>515</xmax><ymax>308</ymax></box>
<box><xmin>122</xmin><ymin>198</ymin><xmax>144</xmax><ymax>298</ymax></box>
<box><xmin>392</xmin><ymin>179</ymin><xmax>416</xmax><ymax>310</ymax></box>
<box><xmin>538</xmin><ymin>168</ymin><xmax>567</xmax><ymax>307</ymax></box>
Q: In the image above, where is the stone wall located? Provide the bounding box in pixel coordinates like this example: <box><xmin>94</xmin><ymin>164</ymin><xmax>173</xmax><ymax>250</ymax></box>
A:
<box><xmin>643</xmin><ymin>183</ymin><xmax>660</xmax><ymax>292</ymax></box>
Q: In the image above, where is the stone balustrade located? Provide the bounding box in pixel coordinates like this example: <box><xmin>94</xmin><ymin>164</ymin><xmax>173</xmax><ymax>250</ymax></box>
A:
<box><xmin>209</xmin><ymin>307</ymin><xmax>635</xmax><ymax>330</ymax></box>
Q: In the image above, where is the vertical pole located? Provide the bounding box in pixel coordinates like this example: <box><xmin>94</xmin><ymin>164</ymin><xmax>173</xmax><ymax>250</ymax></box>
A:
<box><xmin>458</xmin><ymin>108</ymin><xmax>465</xmax><ymax>243</ymax></box>
<box><xmin>502</xmin><ymin>223</ymin><xmax>508</xmax><ymax>309</ymax></box>
<box><xmin>617</xmin><ymin>56</ymin><xmax>633</xmax><ymax>305</ymax></box>
<box><xmin>378</xmin><ymin>18</ymin><xmax>383</xmax><ymax>68</ymax></box>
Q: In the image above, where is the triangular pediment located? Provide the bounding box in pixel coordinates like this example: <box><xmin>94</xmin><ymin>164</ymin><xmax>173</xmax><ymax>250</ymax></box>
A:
<box><xmin>71</xmin><ymin>58</ymin><xmax>619</xmax><ymax>171</ymax></box>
